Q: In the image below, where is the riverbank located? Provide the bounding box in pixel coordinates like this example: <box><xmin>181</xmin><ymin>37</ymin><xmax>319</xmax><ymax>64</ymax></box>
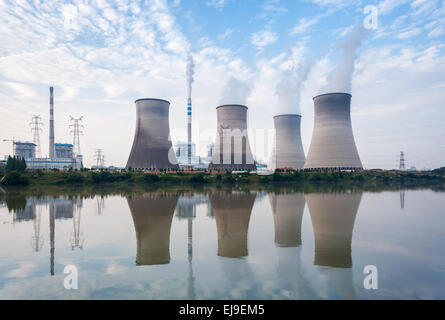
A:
<box><xmin>1</xmin><ymin>168</ymin><xmax>444</xmax><ymax>190</ymax></box>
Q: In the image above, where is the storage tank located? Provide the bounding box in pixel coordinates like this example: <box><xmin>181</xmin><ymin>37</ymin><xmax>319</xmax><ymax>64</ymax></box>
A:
<box><xmin>209</xmin><ymin>105</ymin><xmax>256</xmax><ymax>171</ymax></box>
<box><xmin>304</xmin><ymin>93</ymin><xmax>362</xmax><ymax>170</ymax></box>
<box><xmin>126</xmin><ymin>99</ymin><xmax>179</xmax><ymax>169</ymax></box>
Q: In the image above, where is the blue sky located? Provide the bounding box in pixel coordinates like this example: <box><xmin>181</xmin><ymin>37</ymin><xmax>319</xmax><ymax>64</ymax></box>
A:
<box><xmin>0</xmin><ymin>0</ymin><xmax>444</xmax><ymax>169</ymax></box>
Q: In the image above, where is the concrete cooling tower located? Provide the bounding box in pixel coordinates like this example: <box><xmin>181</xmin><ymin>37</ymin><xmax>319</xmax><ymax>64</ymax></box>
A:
<box><xmin>127</xmin><ymin>193</ymin><xmax>179</xmax><ymax>265</ymax></box>
<box><xmin>209</xmin><ymin>105</ymin><xmax>256</xmax><ymax>171</ymax></box>
<box><xmin>210</xmin><ymin>192</ymin><xmax>257</xmax><ymax>258</ymax></box>
<box><xmin>272</xmin><ymin>114</ymin><xmax>306</xmax><ymax>170</ymax></box>
<box><xmin>268</xmin><ymin>192</ymin><xmax>306</xmax><ymax>247</ymax></box>
<box><xmin>304</xmin><ymin>93</ymin><xmax>362</xmax><ymax>170</ymax></box>
<box><xmin>305</xmin><ymin>192</ymin><xmax>362</xmax><ymax>268</ymax></box>
<box><xmin>126</xmin><ymin>99</ymin><xmax>179</xmax><ymax>170</ymax></box>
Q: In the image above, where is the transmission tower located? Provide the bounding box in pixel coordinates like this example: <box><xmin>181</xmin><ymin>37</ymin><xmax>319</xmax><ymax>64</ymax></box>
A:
<box><xmin>94</xmin><ymin>149</ymin><xmax>105</xmax><ymax>168</ymax></box>
<box><xmin>399</xmin><ymin>151</ymin><xmax>406</xmax><ymax>171</ymax></box>
<box><xmin>70</xmin><ymin>116</ymin><xmax>83</xmax><ymax>156</ymax></box>
<box><xmin>30</xmin><ymin>115</ymin><xmax>43</xmax><ymax>158</ymax></box>
<box><xmin>70</xmin><ymin>199</ymin><xmax>84</xmax><ymax>250</ymax></box>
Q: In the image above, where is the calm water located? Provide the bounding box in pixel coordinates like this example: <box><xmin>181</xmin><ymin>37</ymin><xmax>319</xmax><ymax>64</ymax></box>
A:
<box><xmin>0</xmin><ymin>186</ymin><xmax>444</xmax><ymax>300</ymax></box>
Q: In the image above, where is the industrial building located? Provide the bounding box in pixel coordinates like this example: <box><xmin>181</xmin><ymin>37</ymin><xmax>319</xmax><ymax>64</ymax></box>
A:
<box><xmin>175</xmin><ymin>141</ymin><xmax>200</xmax><ymax>167</ymax></box>
<box><xmin>14</xmin><ymin>142</ymin><xmax>36</xmax><ymax>159</ymax></box>
<box><xmin>5</xmin><ymin>87</ymin><xmax>83</xmax><ymax>170</ymax></box>
<box><xmin>271</xmin><ymin>114</ymin><xmax>306</xmax><ymax>170</ymax></box>
<box><xmin>304</xmin><ymin>93</ymin><xmax>363</xmax><ymax>170</ymax></box>
<box><xmin>209</xmin><ymin>105</ymin><xmax>256</xmax><ymax>171</ymax></box>
<box><xmin>305</xmin><ymin>192</ymin><xmax>362</xmax><ymax>268</ymax></box>
<box><xmin>126</xmin><ymin>99</ymin><xmax>179</xmax><ymax>170</ymax></box>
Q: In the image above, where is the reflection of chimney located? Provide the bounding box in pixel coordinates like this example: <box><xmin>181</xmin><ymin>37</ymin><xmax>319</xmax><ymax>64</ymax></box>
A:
<box><xmin>127</xmin><ymin>193</ymin><xmax>178</xmax><ymax>265</ymax></box>
<box><xmin>305</xmin><ymin>192</ymin><xmax>362</xmax><ymax>268</ymax></box>
<box><xmin>269</xmin><ymin>193</ymin><xmax>305</xmax><ymax>247</ymax></box>
<box><xmin>49</xmin><ymin>203</ymin><xmax>55</xmax><ymax>276</ymax></box>
<box><xmin>211</xmin><ymin>192</ymin><xmax>256</xmax><ymax>258</ymax></box>
<box><xmin>49</xmin><ymin>86</ymin><xmax>55</xmax><ymax>159</ymax></box>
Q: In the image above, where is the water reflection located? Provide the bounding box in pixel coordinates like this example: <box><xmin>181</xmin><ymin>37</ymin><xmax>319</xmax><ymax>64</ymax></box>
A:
<box><xmin>127</xmin><ymin>193</ymin><xmax>178</xmax><ymax>266</ymax></box>
<box><xmin>1</xmin><ymin>186</ymin><xmax>444</xmax><ymax>299</ymax></box>
<box><xmin>269</xmin><ymin>192</ymin><xmax>305</xmax><ymax>247</ymax></box>
<box><xmin>211</xmin><ymin>192</ymin><xmax>256</xmax><ymax>258</ymax></box>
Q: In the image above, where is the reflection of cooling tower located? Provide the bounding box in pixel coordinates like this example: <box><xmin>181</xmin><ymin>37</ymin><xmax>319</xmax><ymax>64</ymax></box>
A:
<box><xmin>305</xmin><ymin>192</ymin><xmax>362</xmax><ymax>268</ymax></box>
<box><xmin>269</xmin><ymin>193</ymin><xmax>306</xmax><ymax>247</ymax></box>
<box><xmin>304</xmin><ymin>93</ymin><xmax>362</xmax><ymax>169</ymax></box>
<box><xmin>126</xmin><ymin>99</ymin><xmax>179</xmax><ymax>169</ymax></box>
<box><xmin>127</xmin><ymin>193</ymin><xmax>178</xmax><ymax>265</ymax></box>
<box><xmin>209</xmin><ymin>105</ymin><xmax>256</xmax><ymax>171</ymax></box>
<box><xmin>273</xmin><ymin>115</ymin><xmax>305</xmax><ymax>170</ymax></box>
<box><xmin>211</xmin><ymin>192</ymin><xmax>256</xmax><ymax>257</ymax></box>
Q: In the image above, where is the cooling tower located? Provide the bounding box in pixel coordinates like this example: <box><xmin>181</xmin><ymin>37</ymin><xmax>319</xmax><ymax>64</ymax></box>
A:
<box><xmin>209</xmin><ymin>105</ymin><xmax>256</xmax><ymax>171</ymax></box>
<box><xmin>268</xmin><ymin>192</ymin><xmax>306</xmax><ymax>247</ymax></box>
<box><xmin>304</xmin><ymin>93</ymin><xmax>362</xmax><ymax>170</ymax></box>
<box><xmin>127</xmin><ymin>193</ymin><xmax>178</xmax><ymax>265</ymax></box>
<box><xmin>126</xmin><ymin>99</ymin><xmax>179</xmax><ymax>169</ymax></box>
<box><xmin>273</xmin><ymin>114</ymin><xmax>306</xmax><ymax>170</ymax></box>
<box><xmin>211</xmin><ymin>192</ymin><xmax>256</xmax><ymax>258</ymax></box>
<box><xmin>305</xmin><ymin>192</ymin><xmax>362</xmax><ymax>268</ymax></box>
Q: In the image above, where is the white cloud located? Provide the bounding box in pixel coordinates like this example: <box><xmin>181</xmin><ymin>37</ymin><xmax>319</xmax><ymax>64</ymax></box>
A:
<box><xmin>251</xmin><ymin>30</ymin><xmax>278</xmax><ymax>48</ymax></box>
<box><xmin>206</xmin><ymin>0</ymin><xmax>229</xmax><ymax>9</ymax></box>
<box><xmin>291</xmin><ymin>17</ymin><xmax>320</xmax><ymax>35</ymax></box>
<box><xmin>396</xmin><ymin>27</ymin><xmax>422</xmax><ymax>39</ymax></box>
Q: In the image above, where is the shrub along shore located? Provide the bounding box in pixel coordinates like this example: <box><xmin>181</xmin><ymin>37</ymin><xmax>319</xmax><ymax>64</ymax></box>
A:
<box><xmin>0</xmin><ymin>167</ymin><xmax>444</xmax><ymax>189</ymax></box>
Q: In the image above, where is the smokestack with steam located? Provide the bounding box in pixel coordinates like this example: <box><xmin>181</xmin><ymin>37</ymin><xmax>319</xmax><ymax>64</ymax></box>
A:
<box><xmin>186</xmin><ymin>52</ymin><xmax>194</xmax><ymax>165</ymax></box>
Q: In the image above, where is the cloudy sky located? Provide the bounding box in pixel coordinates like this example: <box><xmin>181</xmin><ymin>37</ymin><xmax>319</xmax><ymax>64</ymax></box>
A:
<box><xmin>0</xmin><ymin>0</ymin><xmax>444</xmax><ymax>169</ymax></box>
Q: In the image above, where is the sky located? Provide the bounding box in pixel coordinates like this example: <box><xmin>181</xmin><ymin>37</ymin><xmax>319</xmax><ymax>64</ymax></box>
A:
<box><xmin>0</xmin><ymin>0</ymin><xmax>444</xmax><ymax>169</ymax></box>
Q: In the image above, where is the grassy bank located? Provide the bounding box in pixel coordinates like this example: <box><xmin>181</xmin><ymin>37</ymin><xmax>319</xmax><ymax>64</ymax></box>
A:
<box><xmin>0</xmin><ymin>168</ymin><xmax>444</xmax><ymax>190</ymax></box>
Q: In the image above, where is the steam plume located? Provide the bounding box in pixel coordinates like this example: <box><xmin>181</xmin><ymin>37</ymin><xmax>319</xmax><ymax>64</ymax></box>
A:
<box><xmin>186</xmin><ymin>51</ymin><xmax>194</xmax><ymax>99</ymax></box>
<box><xmin>275</xmin><ymin>54</ymin><xmax>312</xmax><ymax>115</ymax></box>
<box><xmin>321</xmin><ymin>26</ymin><xmax>367</xmax><ymax>94</ymax></box>
<box><xmin>219</xmin><ymin>77</ymin><xmax>251</xmax><ymax>106</ymax></box>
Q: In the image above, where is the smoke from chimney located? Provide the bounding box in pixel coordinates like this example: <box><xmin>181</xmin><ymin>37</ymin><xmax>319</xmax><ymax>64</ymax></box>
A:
<box><xmin>275</xmin><ymin>52</ymin><xmax>312</xmax><ymax>115</ymax></box>
<box><xmin>186</xmin><ymin>51</ymin><xmax>194</xmax><ymax>99</ymax></box>
<box><xmin>321</xmin><ymin>26</ymin><xmax>367</xmax><ymax>94</ymax></box>
<box><xmin>219</xmin><ymin>77</ymin><xmax>251</xmax><ymax>106</ymax></box>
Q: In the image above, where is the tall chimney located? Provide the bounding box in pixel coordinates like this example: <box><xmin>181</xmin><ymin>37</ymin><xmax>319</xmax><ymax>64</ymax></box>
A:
<box><xmin>187</xmin><ymin>97</ymin><xmax>192</xmax><ymax>164</ymax></box>
<box><xmin>49</xmin><ymin>86</ymin><xmax>55</xmax><ymax>159</ymax></box>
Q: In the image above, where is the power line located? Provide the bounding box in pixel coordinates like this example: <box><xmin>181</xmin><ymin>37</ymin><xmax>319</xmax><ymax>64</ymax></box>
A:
<box><xmin>94</xmin><ymin>149</ymin><xmax>105</xmax><ymax>168</ymax></box>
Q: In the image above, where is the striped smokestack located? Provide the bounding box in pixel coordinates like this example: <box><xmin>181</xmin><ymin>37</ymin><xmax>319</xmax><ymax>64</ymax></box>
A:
<box><xmin>187</xmin><ymin>97</ymin><xmax>192</xmax><ymax>164</ymax></box>
<box><xmin>49</xmin><ymin>86</ymin><xmax>55</xmax><ymax>159</ymax></box>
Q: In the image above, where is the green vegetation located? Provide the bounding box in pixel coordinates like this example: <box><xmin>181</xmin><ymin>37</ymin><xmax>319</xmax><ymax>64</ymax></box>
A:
<box><xmin>6</xmin><ymin>156</ymin><xmax>26</xmax><ymax>172</ymax></box>
<box><xmin>0</xmin><ymin>167</ymin><xmax>444</xmax><ymax>190</ymax></box>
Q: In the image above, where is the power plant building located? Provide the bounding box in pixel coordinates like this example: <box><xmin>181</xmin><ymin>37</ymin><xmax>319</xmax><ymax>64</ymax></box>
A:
<box><xmin>271</xmin><ymin>114</ymin><xmax>305</xmax><ymax>170</ymax></box>
<box><xmin>14</xmin><ymin>142</ymin><xmax>36</xmax><ymax>159</ymax></box>
<box><xmin>209</xmin><ymin>105</ymin><xmax>256</xmax><ymax>171</ymax></box>
<box><xmin>304</xmin><ymin>93</ymin><xmax>362</xmax><ymax>170</ymax></box>
<box><xmin>126</xmin><ymin>99</ymin><xmax>179</xmax><ymax>170</ymax></box>
<box><xmin>7</xmin><ymin>87</ymin><xmax>83</xmax><ymax>170</ymax></box>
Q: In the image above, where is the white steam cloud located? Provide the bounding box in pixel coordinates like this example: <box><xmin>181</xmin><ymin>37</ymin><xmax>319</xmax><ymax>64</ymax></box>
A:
<box><xmin>321</xmin><ymin>26</ymin><xmax>368</xmax><ymax>94</ymax></box>
<box><xmin>219</xmin><ymin>77</ymin><xmax>251</xmax><ymax>106</ymax></box>
<box><xmin>275</xmin><ymin>53</ymin><xmax>312</xmax><ymax>115</ymax></box>
<box><xmin>186</xmin><ymin>51</ymin><xmax>194</xmax><ymax>99</ymax></box>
